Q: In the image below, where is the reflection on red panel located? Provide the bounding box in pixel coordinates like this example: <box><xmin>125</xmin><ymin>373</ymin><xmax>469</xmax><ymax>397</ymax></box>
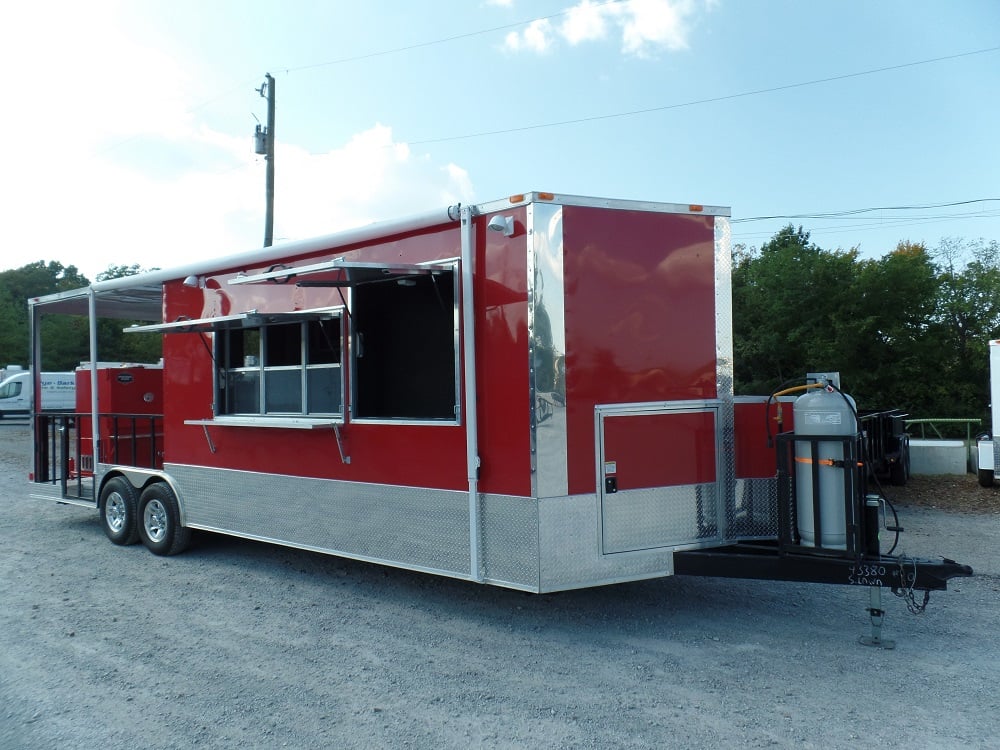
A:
<box><xmin>603</xmin><ymin>411</ymin><xmax>716</xmax><ymax>489</ymax></box>
<box><xmin>733</xmin><ymin>399</ymin><xmax>795</xmax><ymax>479</ymax></box>
<box><xmin>474</xmin><ymin>208</ymin><xmax>531</xmax><ymax>497</ymax></box>
<box><xmin>564</xmin><ymin>206</ymin><xmax>717</xmax><ymax>494</ymax></box>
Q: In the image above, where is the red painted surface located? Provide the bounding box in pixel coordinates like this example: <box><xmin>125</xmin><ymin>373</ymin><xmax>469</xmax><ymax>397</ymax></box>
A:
<box><xmin>474</xmin><ymin>210</ymin><xmax>532</xmax><ymax>497</ymax></box>
<box><xmin>563</xmin><ymin>207</ymin><xmax>718</xmax><ymax>495</ymax></box>
<box><xmin>76</xmin><ymin>365</ymin><xmax>164</xmax><ymax>470</ymax></box>
<box><xmin>733</xmin><ymin>399</ymin><xmax>795</xmax><ymax>479</ymax></box>
<box><xmin>603</xmin><ymin>411</ymin><xmax>716</xmax><ymax>489</ymax></box>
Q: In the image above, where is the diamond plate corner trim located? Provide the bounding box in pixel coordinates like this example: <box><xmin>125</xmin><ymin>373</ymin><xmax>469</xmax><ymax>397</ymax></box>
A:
<box><xmin>480</xmin><ymin>493</ymin><xmax>540</xmax><ymax>590</ymax></box>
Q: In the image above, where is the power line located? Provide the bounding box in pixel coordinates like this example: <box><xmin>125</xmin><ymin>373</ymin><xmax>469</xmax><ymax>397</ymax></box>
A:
<box><xmin>273</xmin><ymin>0</ymin><xmax>623</xmax><ymax>74</ymax></box>
<box><xmin>404</xmin><ymin>46</ymin><xmax>1000</xmax><ymax>145</ymax></box>
<box><xmin>731</xmin><ymin>202</ymin><xmax>1000</xmax><ymax>243</ymax></box>
<box><xmin>732</xmin><ymin>199</ymin><xmax>1000</xmax><ymax>224</ymax></box>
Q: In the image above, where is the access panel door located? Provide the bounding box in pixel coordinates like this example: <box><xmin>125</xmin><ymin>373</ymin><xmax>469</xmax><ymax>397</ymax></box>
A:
<box><xmin>597</xmin><ymin>403</ymin><xmax>722</xmax><ymax>554</ymax></box>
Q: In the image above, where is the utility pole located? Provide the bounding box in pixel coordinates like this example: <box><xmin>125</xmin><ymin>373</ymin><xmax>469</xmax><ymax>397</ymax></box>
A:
<box><xmin>254</xmin><ymin>73</ymin><xmax>276</xmax><ymax>247</ymax></box>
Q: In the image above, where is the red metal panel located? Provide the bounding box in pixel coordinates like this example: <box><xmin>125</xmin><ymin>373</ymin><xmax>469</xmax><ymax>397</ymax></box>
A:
<box><xmin>563</xmin><ymin>207</ymin><xmax>718</xmax><ymax>494</ymax></box>
<box><xmin>733</xmin><ymin>399</ymin><xmax>795</xmax><ymax>479</ymax></box>
<box><xmin>76</xmin><ymin>366</ymin><xmax>164</xmax><ymax>470</ymax></box>
<box><xmin>603</xmin><ymin>411</ymin><xmax>716</xmax><ymax>489</ymax></box>
<box><xmin>474</xmin><ymin>209</ymin><xmax>532</xmax><ymax>497</ymax></box>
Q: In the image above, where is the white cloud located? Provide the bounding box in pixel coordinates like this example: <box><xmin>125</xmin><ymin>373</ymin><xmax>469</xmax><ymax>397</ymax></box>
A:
<box><xmin>275</xmin><ymin>125</ymin><xmax>475</xmax><ymax>240</ymax></box>
<box><xmin>560</xmin><ymin>0</ymin><xmax>610</xmax><ymax>45</ymax></box>
<box><xmin>504</xmin><ymin>18</ymin><xmax>554</xmax><ymax>53</ymax></box>
<box><xmin>617</xmin><ymin>0</ymin><xmax>693</xmax><ymax>56</ymax></box>
<box><xmin>0</xmin><ymin>6</ymin><xmax>475</xmax><ymax>280</ymax></box>
<box><xmin>504</xmin><ymin>0</ymin><xmax>703</xmax><ymax>57</ymax></box>
<box><xmin>3</xmin><ymin>120</ymin><xmax>476</xmax><ymax>281</ymax></box>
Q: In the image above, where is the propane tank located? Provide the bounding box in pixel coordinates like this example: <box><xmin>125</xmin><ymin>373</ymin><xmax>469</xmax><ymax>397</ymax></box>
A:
<box><xmin>793</xmin><ymin>384</ymin><xmax>857</xmax><ymax>549</ymax></box>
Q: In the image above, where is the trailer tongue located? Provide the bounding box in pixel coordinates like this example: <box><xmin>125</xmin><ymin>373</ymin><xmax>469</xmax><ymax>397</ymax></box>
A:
<box><xmin>25</xmin><ymin>192</ymin><xmax>971</xmax><ymax>643</ymax></box>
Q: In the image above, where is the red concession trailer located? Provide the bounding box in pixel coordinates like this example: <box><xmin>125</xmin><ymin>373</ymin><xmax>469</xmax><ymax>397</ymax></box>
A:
<box><xmin>26</xmin><ymin>192</ymin><xmax>969</xmax><ymax>615</ymax></box>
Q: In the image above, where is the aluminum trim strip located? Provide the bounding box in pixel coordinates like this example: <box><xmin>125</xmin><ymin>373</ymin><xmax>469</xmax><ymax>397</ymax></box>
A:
<box><xmin>124</xmin><ymin>306</ymin><xmax>343</xmax><ymax>334</ymax></box>
<box><xmin>474</xmin><ymin>193</ymin><xmax>730</xmax><ymax>217</ymax></box>
<box><xmin>529</xmin><ymin>202</ymin><xmax>568</xmax><ymax>499</ymax></box>
<box><xmin>229</xmin><ymin>259</ymin><xmax>454</xmax><ymax>286</ymax></box>
<box><xmin>714</xmin><ymin>216</ymin><xmax>737</xmax><ymax>541</ymax></box>
<box><xmin>184</xmin><ymin>417</ymin><xmax>343</xmax><ymax>429</ymax></box>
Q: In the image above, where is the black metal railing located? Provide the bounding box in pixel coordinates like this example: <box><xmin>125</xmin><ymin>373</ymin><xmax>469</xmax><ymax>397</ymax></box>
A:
<box><xmin>33</xmin><ymin>412</ymin><xmax>164</xmax><ymax>501</ymax></box>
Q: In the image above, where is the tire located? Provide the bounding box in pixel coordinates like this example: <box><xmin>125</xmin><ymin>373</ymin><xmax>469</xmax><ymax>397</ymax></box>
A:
<box><xmin>889</xmin><ymin>440</ymin><xmax>911</xmax><ymax>486</ymax></box>
<box><xmin>99</xmin><ymin>477</ymin><xmax>141</xmax><ymax>545</ymax></box>
<box><xmin>889</xmin><ymin>459</ymin><xmax>907</xmax><ymax>486</ymax></box>
<box><xmin>138</xmin><ymin>482</ymin><xmax>191</xmax><ymax>556</ymax></box>
<box><xmin>978</xmin><ymin>468</ymin><xmax>994</xmax><ymax>488</ymax></box>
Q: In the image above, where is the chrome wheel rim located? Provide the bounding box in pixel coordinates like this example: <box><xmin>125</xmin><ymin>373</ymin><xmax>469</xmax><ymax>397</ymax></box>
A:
<box><xmin>143</xmin><ymin>499</ymin><xmax>168</xmax><ymax>543</ymax></box>
<box><xmin>106</xmin><ymin>492</ymin><xmax>127</xmax><ymax>532</ymax></box>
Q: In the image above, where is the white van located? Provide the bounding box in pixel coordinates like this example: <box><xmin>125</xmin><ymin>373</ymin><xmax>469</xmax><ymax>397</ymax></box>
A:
<box><xmin>0</xmin><ymin>371</ymin><xmax>75</xmax><ymax>417</ymax></box>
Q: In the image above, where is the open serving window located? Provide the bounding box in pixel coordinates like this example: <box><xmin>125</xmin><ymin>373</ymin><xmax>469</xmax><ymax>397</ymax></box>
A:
<box><xmin>228</xmin><ymin>258</ymin><xmax>461</xmax><ymax>425</ymax></box>
<box><xmin>127</xmin><ymin>307</ymin><xmax>345</xmax><ymax>422</ymax></box>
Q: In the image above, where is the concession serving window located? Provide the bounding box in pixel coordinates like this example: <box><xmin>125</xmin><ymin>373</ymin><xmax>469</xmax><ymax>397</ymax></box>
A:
<box><xmin>228</xmin><ymin>259</ymin><xmax>461</xmax><ymax>424</ymax></box>
<box><xmin>127</xmin><ymin>308</ymin><xmax>345</xmax><ymax>420</ymax></box>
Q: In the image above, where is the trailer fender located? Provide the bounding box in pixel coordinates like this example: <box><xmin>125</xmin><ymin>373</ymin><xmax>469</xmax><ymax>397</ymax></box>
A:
<box><xmin>98</xmin><ymin>468</ymin><xmax>188</xmax><ymax>528</ymax></box>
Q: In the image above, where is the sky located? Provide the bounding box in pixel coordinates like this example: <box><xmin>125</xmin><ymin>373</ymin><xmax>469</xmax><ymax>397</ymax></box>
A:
<box><xmin>2</xmin><ymin>0</ymin><xmax>998</xmax><ymax>281</ymax></box>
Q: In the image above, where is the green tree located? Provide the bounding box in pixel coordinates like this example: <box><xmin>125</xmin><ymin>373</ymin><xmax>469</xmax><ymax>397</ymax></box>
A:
<box><xmin>929</xmin><ymin>238</ymin><xmax>1000</xmax><ymax>422</ymax></box>
<box><xmin>845</xmin><ymin>241</ymin><xmax>941</xmax><ymax>412</ymax></box>
<box><xmin>733</xmin><ymin>225</ymin><xmax>860</xmax><ymax>393</ymax></box>
<box><xmin>0</xmin><ymin>261</ymin><xmax>91</xmax><ymax>369</ymax></box>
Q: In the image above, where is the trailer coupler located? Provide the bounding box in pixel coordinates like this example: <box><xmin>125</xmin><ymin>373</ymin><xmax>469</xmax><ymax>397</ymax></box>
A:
<box><xmin>672</xmin><ymin>543</ymin><xmax>973</xmax><ymax>592</ymax></box>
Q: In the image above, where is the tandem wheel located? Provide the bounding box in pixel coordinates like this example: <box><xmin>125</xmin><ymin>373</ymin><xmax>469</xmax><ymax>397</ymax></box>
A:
<box><xmin>99</xmin><ymin>476</ymin><xmax>140</xmax><ymax>546</ymax></box>
<box><xmin>138</xmin><ymin>482</ymin><xmax>191</xmax><ymax>556</ymax></box>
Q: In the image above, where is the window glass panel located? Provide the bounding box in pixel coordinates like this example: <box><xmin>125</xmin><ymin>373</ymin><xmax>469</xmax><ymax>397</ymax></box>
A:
<box><xmin>265</xmin><ymin>368</ymin><xmax>302</xmax><ymax>413</ymax></box>
<box><xmin>0</xmin><ymin>381</ymin><xmax>19</xmax><ymax>398</ymax></box>
<box><xmin>265</xmin><ymin>323</ymin><xmax>301</xmax><ymax>366</ymax></box>
<box><xmin>307</xmin><ymin>366</ymin><xmax>341</xmax><ymax>414</ymax></box>
<box><xmin>224</xmin><ymin>329</ymin><xmax>260</xmax><ymax>368</ymax></box>
<box><xmin>227</xmin><ymin>370</ymin><xmax>260</xmax><ymax>413</ymax></box>
<box><xmin>308</xmin><ymin>320</ymin><xmax>340</xmax><ymax>365</ymax></box>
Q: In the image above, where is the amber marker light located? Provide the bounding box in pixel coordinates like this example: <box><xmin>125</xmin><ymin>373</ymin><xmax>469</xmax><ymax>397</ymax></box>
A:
<box><xmin>689</xmin><ymin>204</ymin><xmax>704</xmax><ymax>212</ymax></box>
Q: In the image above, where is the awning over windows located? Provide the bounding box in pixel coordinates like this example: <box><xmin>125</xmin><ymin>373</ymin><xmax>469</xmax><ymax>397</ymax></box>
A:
<box><xmin>123</xmin><ymin>307</ymin><xmax>342</xmax><ymax>334</ymax></box>
<box><xmin>227</xmin><ymin>259</ymin><xmax>454</xmax><ymax>288</ymax></box>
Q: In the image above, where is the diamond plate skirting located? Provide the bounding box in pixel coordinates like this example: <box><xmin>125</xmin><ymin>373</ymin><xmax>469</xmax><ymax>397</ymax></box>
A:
<box><xmin>167</xmin><ymin>463</ymin><xmax>471</xmax><ymax>576</ymax></box>
<box><xmin>729</xmin><ymin>477</ymin><xmax>781</xmax><ymax>539</ymax></box>
<box><xmin>163</xmin><ymin>464</ymin><xmax>692</xmax><ymax>593</ymax></box>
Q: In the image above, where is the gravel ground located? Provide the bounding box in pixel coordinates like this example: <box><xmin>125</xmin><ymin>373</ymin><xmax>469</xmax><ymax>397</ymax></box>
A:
<box><xmin>1</xmin><ymin>421</ymin><xmax>998</xmax><ymax>749</ymax></box>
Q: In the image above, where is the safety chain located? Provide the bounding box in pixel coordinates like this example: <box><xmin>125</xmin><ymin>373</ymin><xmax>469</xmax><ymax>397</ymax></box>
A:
<box><xmin>893</xmin><ymin>556</ymin><xmax>931</xmax><ymax>614</ymax></box>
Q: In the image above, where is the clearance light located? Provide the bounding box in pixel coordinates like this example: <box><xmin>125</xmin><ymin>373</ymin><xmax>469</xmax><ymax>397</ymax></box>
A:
<box><xmin>508</xmin><ymin>194</ymin><xmax>525</xmax><ymax>203</ymax></box>
<box><xmin>689</xmin><ymin>204</ymin><xmax>704</xmax><ymax>212</ymax></box>
<box><xmin>537</xmin><ymin>192</ymin><xmax>555</xmax><ymax>201</ymax></box>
